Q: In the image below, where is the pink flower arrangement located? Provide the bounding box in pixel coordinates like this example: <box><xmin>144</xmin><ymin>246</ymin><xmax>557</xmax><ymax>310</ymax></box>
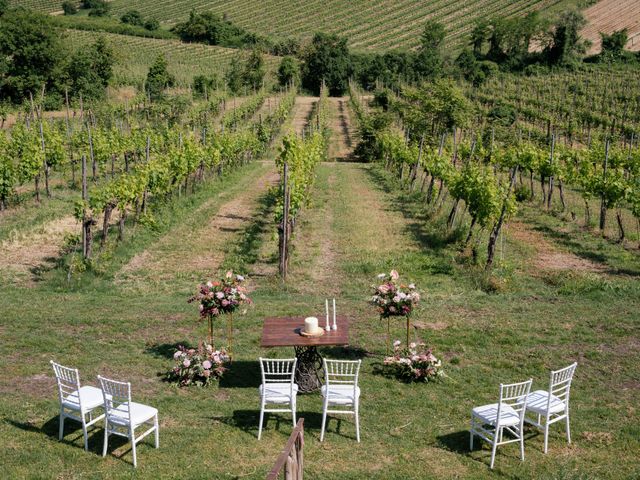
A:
<box><xmin>370</xmin><ymin>270</ymin><xmax>420</xmax><ymax>318</ymax></box>
<box><xmin>188</xmin><ymin>271</ymin><xmax>251</xmax><ymax>318</ymax></box>
<box><xmin>169</xmin><ymin>343</ymin><xmax>228</xmax><ymax>387</ymax></box>
<box><xmin>384</xmin><ymin>340</ymin><xmax>444</xmax><ymax>382</ymax></box>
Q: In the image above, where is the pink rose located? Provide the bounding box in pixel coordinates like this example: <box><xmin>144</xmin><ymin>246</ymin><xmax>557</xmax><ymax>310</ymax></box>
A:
<box><xmin>183</xmin><ymin>359</ymin><xmax>191</xmax><ymax>367</ymax></box>
<box><xmin>225</xmin><ymin>271</ymin><xmax>233</xmax><ymax>279</ymax></box>
<box><xmin>202</xmin><ymin>360</ymin><xmax>212</xmax><ymax>369</ymax></box>
<box><xmin>216</xmin><ymin>291</ymin><xmax>225</xmax><ymax>299</ymax></box>
<box><xmin>390</xmin><ymin>270</ymin><xmax>399</xmax><ymax>280</ymax></box>
<box><xmin>378</xmin><ymin>284</ymin><xmax>389</xmax><ymax>294</ymax></box>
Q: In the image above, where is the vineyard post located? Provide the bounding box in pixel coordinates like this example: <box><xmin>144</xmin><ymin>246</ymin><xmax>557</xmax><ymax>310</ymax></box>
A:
<box><xmin>87</xmin><ymin>122</ymin><xmax>96</xmax><ymax>181</ymax></box>
<box><xmin>64</xmin><ymin>87</ymin><xmax>71</xmax><ymax>135</ymax></box>
<box><xmin>279</xmin><ymin>162</ymin><xmax>289</xmax><ymax>280</ymax></box>
<box><xmin>546</xmin><ymin>134</ymin><xmax>555</xmax><ymax>210</ymax></box>
<box><xmin>486</xmin><ymin>166</ymin><xmax>518</xmax><ymax>270</ymax></box>
<box><xmin>81</xmin><ymin>154</ymin><xmax>91</xmax><ymax>259</ymax></box>
<box><xmin>599</xmin><ymin>139</ymin><xmax>610</xmax><ymax>232</ymax></box>
<box><xmin>410</xmin><ymin>134</ymin><xmax>425</xmax><ymax>191</ymax></box>
<box><xmin>39</xmin><ymin>121</ymin><xmax>51</xmax><ymax>198</ymax></box>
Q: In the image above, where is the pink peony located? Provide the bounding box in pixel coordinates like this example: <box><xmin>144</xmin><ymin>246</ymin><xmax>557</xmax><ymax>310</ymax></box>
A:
<box><xmin>216</xmin><ymin>291</ymin><xmax>225</xmax><ymax>299</ymax></box>
<box><xmin>390</xmin><ymin>270</ymin><xmax>399</xmax><ymax>280</ymax></box>
<box><xmin>225</xmin><ymin>271</ymin><xmax>233</xmax><ymax>278</ymax></box>
<box><xmin>378</xmin><ymin>284</ymin><xmax>390</xmax><ymax>294</ymax></box>
<box><xmin>173</xmin><ymin>351</ymin><xmax>182</xmax><ymax>360</ymax></box>
<box><xmin>183</xmin><ymin>359</ymin><xmax>191</xmax><ymax>367</ymax></box>
<box><xmin>202</xmin><ymin>360</ymin><xmax>212</xmax><ymax>369</ymax></box>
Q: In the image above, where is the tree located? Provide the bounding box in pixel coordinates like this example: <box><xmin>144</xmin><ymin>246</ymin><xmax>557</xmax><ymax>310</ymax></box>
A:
<box><xmin>0</xmin><ymin>9</ymin><xmax>67</xmax><ymax>104</ymax></box>
<box><xmin>545</xmin><ymin>10</ymin><xmax>588</xmax><ymax>65</ymax></box>
<box><xmin>67</xmin><ymin>37</ymin><xmax>114</xmax><ymax>100</ymax></box>
<box><xmin>243</xmin><ymin>49</ymin><xmax>265</xmax><ymax>90</ymax></box>
<box><xmin>414</xmin><ymin>20</ymin><xmax>446</xmax><ymax>80</ymax></box>
<box><xmin>600</xmin><ymin>29</ymin><xmax>628</xmax><ymax>60</ymax></box>
<box><xmin>61</xmin><ymin>1</ymin><xmax>77</xmax><ymax>15</ymax></box>
<box><xmin>121</xmin><ymin>10</ymin><xmax>143</xmax><ymax>26</ymax></box>
<box><xmin>193</xmin><ymin>74</ymin><xmax>218</xmax><ymax>98</ymax></box>
<box><xmin>146</xmin><ymin>54</ymin><xmax>175</xmax><ymax>101</ymax></box>
<box><xmin>400</xmin><ymin>79</ymin><xmax>472</xmax><ymax>134</ymax></box>
<box><xmin>225</xmin><ymin>57</ymin><xmax>244</xmax><ymax>94</ymax></box>
<box><xmin>471</xmin><ymin>20</ymin><xmax>490</xmax><ymax>56</ymax></box>
<box><xmin>302</xmin><ymin>32</ymin><xmax>351</xmax><ymax>95</ymax></box>
<box><xmin>0</xmin><ymin>0</ymin><xmax>8</xmax><ymax>16</ymax></box>
<box><xmin>88</xmin><ymin>1</ymin><xmax>110</xmax><ymax>17</ymax></box>
<box><xmin>277</xmin><ymin>56</ymin><xmax>299</xmax><ymax>86</ymax></box>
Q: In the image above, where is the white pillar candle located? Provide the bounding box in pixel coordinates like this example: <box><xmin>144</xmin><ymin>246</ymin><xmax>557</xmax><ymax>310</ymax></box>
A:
<box><xmin>305</xmin><ymin>317</ymin><xmax>319</xmax><ymax>334</ymax></box>
<box><xmin>332</xmin><ymin>298</ymin><xmax>337</xmax><ymax>330</ymax></box>
<box><xmin>325</xmin><ymin>299</ymin><xmax>330</xmax><ymax>330</ymax></box>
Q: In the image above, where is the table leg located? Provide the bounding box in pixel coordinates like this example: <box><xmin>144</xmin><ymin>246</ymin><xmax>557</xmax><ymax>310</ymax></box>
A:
<box><xmin>293</xmin><ymin>346</ymin><xmax>323</xmax><ymax>393</ymax></box>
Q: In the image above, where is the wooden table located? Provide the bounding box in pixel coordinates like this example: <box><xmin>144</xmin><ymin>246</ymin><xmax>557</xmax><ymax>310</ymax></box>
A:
<box><xmin>261</xmin><ymin>315</ymin><xmax>349</xmax><ymax>393</ymax></box>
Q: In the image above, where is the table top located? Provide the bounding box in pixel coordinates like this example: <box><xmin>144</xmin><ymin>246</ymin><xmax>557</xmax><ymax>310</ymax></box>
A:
<box><xmin>261</xmin><ymin>315</ymin><xmax>350</xmax><ymax>348</ymax></box>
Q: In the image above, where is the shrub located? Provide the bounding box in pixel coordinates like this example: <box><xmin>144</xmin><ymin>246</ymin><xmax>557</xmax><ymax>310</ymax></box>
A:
<box><xmin>121</xmin><ymin>9</ymin><xmax>143</xmax><ymax>26</ymax></box>
<box><xmin>383</xmin><ymin>341</ymin><xmax>445</xmax><ymax>382</ymax></box>
<box><xmin>169</xmin><ymin>343</ymin><xmax>228</xmax><ymax>387</ymax></box>
<box><xmin>61</xmin><ymin>1</ymin><xmax>77</xmax><ymax>15</ymax></box>
<box><xmin>144</xmin><ymin>18</ymin><xmax>159</xmax><ymax>31</ymax></box>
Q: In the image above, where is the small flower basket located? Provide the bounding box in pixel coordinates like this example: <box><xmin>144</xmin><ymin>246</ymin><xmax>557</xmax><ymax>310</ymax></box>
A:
<box><xmin>188</xmin><ymin>271</ymin><xmax>251</xmax><ymax>359</ymax></box>
<box><xmin>383</xmin><ymin>340</ymin><xmax>444</xmax><ymax>383</ymax></box>
<box><xmin>370</xmin><ymin>270</ymin><xmax>420</xmax><ymax>353</ymax></box>
<box><xmin>169</xmin><ymin>343</ymin><xmax>229</xmax><ymax>387</ymax></box>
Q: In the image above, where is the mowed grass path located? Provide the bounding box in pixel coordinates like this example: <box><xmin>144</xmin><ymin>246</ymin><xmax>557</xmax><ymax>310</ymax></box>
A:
<box><xmin>0</xmin><ymin>158</ymin><xmax>639</xmax><ymax>478</ymax></box>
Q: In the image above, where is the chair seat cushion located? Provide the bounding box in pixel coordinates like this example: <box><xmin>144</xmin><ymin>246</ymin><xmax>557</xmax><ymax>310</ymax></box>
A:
<box><xmin>525</xmin><ymin>390</ymin><xmax>566</xmax><ymax>415</ymax></box>
<box><xmin>259</xmin><ymin>383</ymin><xmax>298</xmax><ymax>403</ymax></box>
<box><xmin>62</xmin><ymin>386</ymin><xmax>104</xmax><ymax>411</ymax></box>
<box><xmin>108</xmin><ymin>401</ymin><xmax>157</xmax><ymax>426</ymax></box>
<box><xmin>321</xmin><ymin>385</ymin><xmax>360</xmax><ymax>405</ymax></box>
<box><xmin>472</xmin><ymin>403</ymin><xmax>520</xmax><ymax>427</ymax></box>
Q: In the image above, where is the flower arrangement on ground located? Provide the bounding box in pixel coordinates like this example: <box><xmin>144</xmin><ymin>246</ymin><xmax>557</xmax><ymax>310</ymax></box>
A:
<box><xmin>169</xmin><ymin>343</ymin><xmax>229</xmax><ymax>387</ymax></box>
<box><xmin>188</xmin><ymin>271</ymin><xmax>251</xmax><ymax>356</ymax></box>
<box><xmin>370</xmin><ymin>270</ymin><xmax>420</xmax><ymax>351</ymax></box>
<box><xmin>384</xmin><ymin>340</ymin><xmax>444</xmax><ymax>383</ymax></box>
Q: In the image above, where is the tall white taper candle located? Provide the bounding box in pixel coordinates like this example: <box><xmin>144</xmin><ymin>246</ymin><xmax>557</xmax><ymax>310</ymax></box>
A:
<box><xmin>332</xmin><ymin>298</ymin><xmax>337</xmax><ymax>330</ymax></box>
<box><xmin>325</xmin><ymin>299</ymin><xmax>331</xmax><ymax>331</ymax></box>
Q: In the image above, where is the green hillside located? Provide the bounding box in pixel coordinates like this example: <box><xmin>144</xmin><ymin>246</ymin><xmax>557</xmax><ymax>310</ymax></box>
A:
<box><xmin>11</xmin><ymin>0</ymin><xmax>571</xmax><ymax>51</ymax></box>
<box><xmin>65</xmin><ymin>29</ymin><xmax>280</xmax><ymax>86</ymax></box>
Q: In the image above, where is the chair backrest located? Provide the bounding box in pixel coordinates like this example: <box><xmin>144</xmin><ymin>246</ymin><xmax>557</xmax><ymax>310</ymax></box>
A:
<box><xmin>98</xmin><ymin>376</ymin><xmax>132</xmax><ymax>423</ymax></box>
<box><xmin>549</xmin><ymin>362</ymin><xmax>577</xmax><ymax>408</ymax></box>
<box><xmin>497</xmin><ymin>379</ymin><xmax>532</xmax><ymax>427</ymax></box>
<box><xmin>50</xmin><ymin>360</ymin><xmax>82</xmax><ymax>409</ymax></box>
<box><xmin>260</xmin><ymin>358</ymin><xmax>297</xmax><ymax>396</ymax></box>
<box><xmin>324</xmin><ymin>359</ymin><xmax>361</xmax><ymax>399</ymax></box>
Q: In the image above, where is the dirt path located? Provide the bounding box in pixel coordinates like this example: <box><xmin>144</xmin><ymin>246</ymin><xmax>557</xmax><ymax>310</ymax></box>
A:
<box><xmin>118</xmin><ymin>166</ymin><xmax>278</xmax><ymax>288</ymax></box>
<box><xmin>291</xmin><ymin>97</ymin><xmax>318</xmax><ymax>136</ymax></box>
<box><xmin>582</xmin><ymin>0</ymin><xmax>640</xmax><ymax>54</ymax></box>
<box><xmin>289</xmin><ymin>163</ymin><xmax>419</xmax><ymax>294</ymax></box>
<box><xmin>509</xmin><ymin>221</ymin><xmax>607</xmax><ymax>273</ymax></box>
<box><xmin>328</xmin><ymin>97</ymin><xmax>355</xmax><ymax>160</ymax></box>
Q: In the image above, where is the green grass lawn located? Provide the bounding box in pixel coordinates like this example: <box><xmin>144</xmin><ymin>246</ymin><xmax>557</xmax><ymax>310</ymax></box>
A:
<box><xmin>1</xmin><ymin>161</ymin><xmax>639</xmax><ymax>479</ymax></box>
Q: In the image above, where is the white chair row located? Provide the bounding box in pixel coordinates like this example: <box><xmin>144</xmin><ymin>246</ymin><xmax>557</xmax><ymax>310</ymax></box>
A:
<box><xmin>50</xmin><ymin>360</ymin><xmax>158</xmax><ymax>468</ymax></box>
<box><xmin>470</xmin><ymin>362</ymin><xmax>577</xmax><ymax>469</ymax></box>
<box><xmin>258</xmin><ymin>357</ymin><xmax>362</xmax><ymax>442</ymax></box>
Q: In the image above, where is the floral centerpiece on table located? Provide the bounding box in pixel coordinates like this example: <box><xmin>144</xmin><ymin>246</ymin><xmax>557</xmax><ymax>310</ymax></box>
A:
<box><xmin>169</xmin><ymin>343</ymin><xmax>229</xmax><ymax>387</ymax></box>
<box><xmin>188</xmin><ymin>271</ymin><xmax>251</xmax><ymax>354</ymax></box>
<box><xmin>384</xmin><ymin>340</ymin><xmax>444</xmax><ymax>383</ymax></box>
<box><xmin>370</xmin><ymin>270</ymin><xmax>420</xmax><ymax>351</ymax></box>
